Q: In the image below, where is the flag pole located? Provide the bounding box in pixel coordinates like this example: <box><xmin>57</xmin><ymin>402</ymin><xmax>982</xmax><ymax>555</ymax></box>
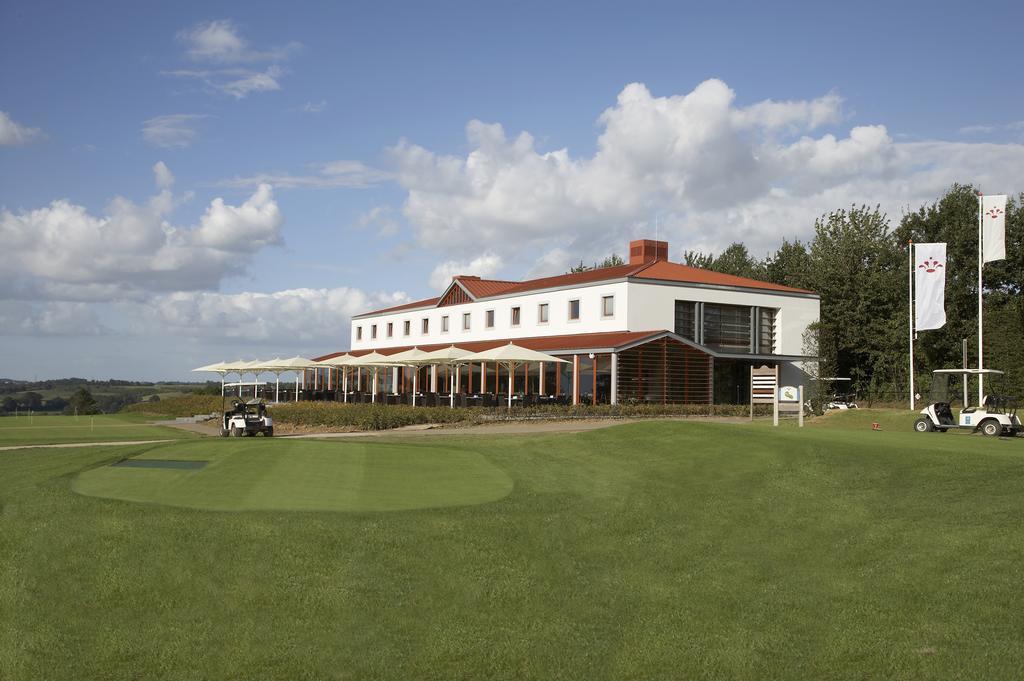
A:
<box><xmin>909</xmin><ymin>240</ymin><xmax>915</xmax><ymax>410</ymax></box>
<box><xmin>977</xmin><ymin>192</ymin><xmax>984</xmax><ymax>404</ymax></box>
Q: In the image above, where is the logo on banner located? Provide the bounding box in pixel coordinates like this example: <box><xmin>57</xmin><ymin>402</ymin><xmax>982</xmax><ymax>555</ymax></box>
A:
<box><xmin>918</xmin><ymin>257</ymin><xmax>943</xmax><ymax>274</ymax></box>
<box><xmin>986</xmin><ymin>206</ymin><xmax>1004</xmax><ymax>221</ymax></box>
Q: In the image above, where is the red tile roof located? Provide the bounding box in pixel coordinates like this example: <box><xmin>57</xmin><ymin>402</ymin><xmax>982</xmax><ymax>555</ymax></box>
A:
<box><xmin>355</xmin><ymin>257</ymin><xmax>814</xmax><ymax>317</ymax></box>
<box><xmin>633</xmin><ymin>260</ymin><xmax>812</xmax><ymax>294</ymax></box>
<box><xmin>313</xmin><ymin>330</ymin><xmax>666</xmax><ymax>361</ymax></box>
<box><xmin>454</xmin><ymin>275</ymin><xmax>520</xmax><ymax>298</ymax></box>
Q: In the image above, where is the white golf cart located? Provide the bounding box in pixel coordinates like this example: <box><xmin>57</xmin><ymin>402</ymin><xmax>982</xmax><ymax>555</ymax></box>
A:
<box><xmin>915</xmin><ymin>369</ymin><xmax>1021</xmax><ymax>437</ymax></box>
<box><xmin>220</xmin><ymin>398</ymin><xmax>274</xmax><ymax>437</ymax></box>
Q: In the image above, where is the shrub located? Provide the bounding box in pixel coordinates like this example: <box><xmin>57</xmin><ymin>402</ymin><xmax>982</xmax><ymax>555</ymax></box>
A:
<box><xmin>122</xmin><ymin>395</ymin><xmax>224</xmax><ymax>418</ymax></box>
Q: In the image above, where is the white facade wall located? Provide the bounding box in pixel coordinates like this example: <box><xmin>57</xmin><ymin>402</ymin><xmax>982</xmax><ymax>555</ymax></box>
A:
<box><xmin>350</xmin><ymin>282</ymin><xmax>630</xmax><ymax>351</ymax></box>
<box><xmin>625</xmin><ymin>282</ymin><xmax>819</xmax><ymax>356</ymax></box>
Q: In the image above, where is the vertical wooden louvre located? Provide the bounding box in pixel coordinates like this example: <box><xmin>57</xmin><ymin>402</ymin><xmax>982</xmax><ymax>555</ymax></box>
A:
<box><xmin>616</xmin><ymin>337</ymin><xmax>712</xmax><ymax>404</ymax></box>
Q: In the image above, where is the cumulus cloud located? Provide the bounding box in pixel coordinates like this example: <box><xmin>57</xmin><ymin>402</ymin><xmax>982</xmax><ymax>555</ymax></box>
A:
<box><xmin>388</xmin><ymin>79</ymin><xmax>1024</xmax><ymax>266</ymax></box>
<box><xmin>429</xmin><ymin>253</ymin><xmax>504</xmax><ymax>291</ymax></box>
<box><xmin>219</xmin><ymin>160</ymin><xmax>392</xmax><ymax>189</ymax></box>
<box><xmin>0</xmin><ymin>164</ymin><xmax>283</xmax><ymax>301</ymax></box>
<box><xmin>0</xmin><ymin>111</ymin><xmax>43</xmax><ymax>146</ymax></box>
<box><xmin>141</xmin><ymin>114</ymin><xmax>207</xmax><ymax>148</ymax></box>
<box><xmin>148</xmin><ymin>287</ymin><xmax>409</xmax><ymax>343</ymax></box>
<box><xmin>0</xmin><ymin>301</ymin><xmax>105</xmax><ymax>336</ymax></box>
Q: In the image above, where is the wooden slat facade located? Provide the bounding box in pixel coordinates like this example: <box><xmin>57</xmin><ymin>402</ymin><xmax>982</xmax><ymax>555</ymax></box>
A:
<box><xmin>616</xmin><ymin>337</ymin><xmax>713</xmax><ymax>404</ymax></box>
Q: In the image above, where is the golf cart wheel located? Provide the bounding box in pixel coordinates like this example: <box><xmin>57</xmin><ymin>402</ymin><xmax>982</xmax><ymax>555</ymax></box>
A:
<box><xmin>220</xmin><ymin>428</ymin><xmax>229</xmax><ymax>438</ymax></box>
<box><xmin>265</xmin><ymin>427</ymin><xmax>273</xmax><ymax>437</ymax></box>
<box><xmin>914</xmin><ymin>418</ymin><xmax>934</xmax><ymax>433</ymax></box>
<box><xmin>980</xmin><ymin>420</ymin><xmax>1001</xmax><ymax>437</ymax></box>
<box><xmin>232</xmin><ymin>427</ymin><xmax>243</xmax><ymax>438</ymax></box>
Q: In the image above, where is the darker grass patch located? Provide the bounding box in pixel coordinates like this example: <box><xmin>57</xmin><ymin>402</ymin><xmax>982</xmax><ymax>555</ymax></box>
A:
<box><xmin>111</xmin><ymin>459</ymin><xmax>207</xmax><ymax>470</ymax></box>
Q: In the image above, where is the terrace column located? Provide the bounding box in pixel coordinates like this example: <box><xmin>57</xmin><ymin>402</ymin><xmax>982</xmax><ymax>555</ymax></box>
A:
<box><xmin>610</xmin><ymin>353</ymin><xmax>618</xmax><ymax>405</ymax></box>
<box><xmin>343</xmin><ymin>369</ymin><xmax>348</xmax><ymax>402</ymax></box>
<box><xmin>572</xmin><ymin>355</ymin><xmax>580</xmax><ymax>406</ymax></box>
<box><xmin>539</xmin><ymin>361</ymin><xmax>545</xmax><ymax>394</ymax></box>
<box><xmin>430</xmin><ymin>365</ymin><xmax>437</xmax><ymax>392</ymax></box>
<box><xmin>391</xmin><ymin>368</ymin><xmax>398</xmax><ymax>394</ymax></box>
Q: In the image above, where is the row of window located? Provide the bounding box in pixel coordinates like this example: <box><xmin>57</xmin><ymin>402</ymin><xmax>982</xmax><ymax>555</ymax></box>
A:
<box><xmin>674</xmin><ymin>300</ymin><xmax>777</xmax><ymax>354</ymax></box>
<box><xmin>356</xmin><ymin>296</ymin><xmax>616</xmax><ymax>341</ymax></box>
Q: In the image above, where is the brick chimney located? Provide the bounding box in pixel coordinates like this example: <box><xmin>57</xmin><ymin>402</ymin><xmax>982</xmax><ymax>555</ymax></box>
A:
<box><xmin>629</xmin><ymin>239</ymin><xmax>669</xmax><ymax>265</ymax></box>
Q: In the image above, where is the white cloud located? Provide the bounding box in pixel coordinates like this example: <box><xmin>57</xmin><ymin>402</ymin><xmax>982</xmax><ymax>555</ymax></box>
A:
<box><xmin>296</xmin><ymin>100</ymin><xmax>326</xmax><ymax>113</ymax></box>
<box><xmin>141</xmin><ymin>114</ymin><xmax>207</xmax><ymax>148</ymax></box>
<box><xmin>356</xmin><ymin>205</ymin><xmax>400</xmax><ymax>237</ymax></box>
<box><xmin>0</xmin><ymin>111</ymin><xmax>43</xmax><ymax>146</ymax></box>
<box><xmin>388</xmin><ymin>79</ymin><xmax>1024</xmax><ymax>266</ymax></box>
<box><xmin>0</xmin><ymin>301</ymin><xmax>105</xmax><ymax>336</ymax></box>
<box><xmin>177</xmin><ymin>19</ymin><xmax>300</xmax><ymax>63</ymax></box>
<box><xmin>0</xmin><ymin>165</ymin><xmax>283</xmax><ymax>301</ymax></box>
<box><xmin>428</xmin><ymin>253</ymin><xmax>503</xmax><ymax>291</ymax></box>
<box><xmin>153</xmin><ymin>161</ymin><xmax>175</xmax><ymax>190</ymax></box>
<box><xmin>167</xmin><ymin>20</ymin><xmax>298</xmax><ymax>98</ymax></box>
<box><xmin>219</xmin><ymin>160</ymin><xmax>392</xmax><ymax>189</ymax></box>
<box><xmin>148</xmin><ymin>287</ymin><xmax>409</xmax><ymax>343</ymax></box>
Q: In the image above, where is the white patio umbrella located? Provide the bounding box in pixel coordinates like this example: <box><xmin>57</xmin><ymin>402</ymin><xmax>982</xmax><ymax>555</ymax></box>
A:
<box><xmin>250</xmin><ymin>357</ymin><xmax>288</xmax><ymax>403</ymax></box>
<box><xmin>192</xmin><ymin>360</ymin><xmax>232</xmax><ymax>396</ymax></box>
<box><xmin>346</xmin><ymin>352</ymin><xmax>398</xmax><ymax>403</ymax></box>
<box><xmin>385</xmin><ymin>347</ymin><xmax>437</xmax><ymax>406</ymax></box>
<box><xmin>316</xmin><ymin>354</ymin><xmax>354</xmax><ymax>402</ymax></box>
<box><xmin>264</xmin><ymin>356</ymin><xmax>318</xmax><ymax>401</ymax></box>
<box><xmin>459</xmin><ymin>343</ymin><xmax>569</xmax><ymax>409</ymax></box>
<box><xmin>418</xmin><ymin>345</ymin><xmax>474</xmax><ymax>408</ymax></box>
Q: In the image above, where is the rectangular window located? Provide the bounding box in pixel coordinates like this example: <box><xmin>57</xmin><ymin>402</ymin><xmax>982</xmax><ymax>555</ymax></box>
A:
<box><xmin>441</xmin><ymin>315</ymin><xmax>449</xmax><ymax>333</ymax></box>
<box><xmin>387</xmin><ymin>322</ymin><xmax>393</xmax><ymax>338</ymax></box>
<box><xmin>371</xmin><ymin>324</ymin><xmax>377</xmax><ymax>339</ymax></box>
<box><xmin>422</xmin><ymin>318</ymin><xmax>429</xmax><ymax>334</ymax></box>
<box><xmin>356</xmin><ymin>326</ymin><xmax>363</xmax><ymax>341</ymax></box>
<box><xmin>601</xmin><ymin>295</ymin><xmax>614</xmax><ymax>317</ymax></box>
<box><xmin>703</xmin><ymin>303</ymin><xmax>752</xmax><ymax>352</ymax></box>
<box><xmin>462</xmin><ymin>312</ymin><xmax>471</xmax><ymax>330</ymax></box>
<box><xmin>568</xmin><ymin>299</ymin><xmax>580</xmax><ymax>321</ymax></box>
<box><xmin>758</xmin><ymin>307</ymin><xmax>777</xmax><ymax>354</ymax></box>
<box><xmin>403</xmin><ymin>320</ymin><xmax>411</xmax><ymax>336</ymax></box>
<box><xmin>486</xmin><ymin>310</ymin><xmax>495</xmax><ymax>328</ymax></box>
<box><xmin>511</xmin><ymin>306</ymin><xmax>521</xmax><ymax>326</ymax></box>
<box><xmin>538</xmin><ymin>303</ymin><xmax>549</xmax><ymax>323</ymax></box>
<box><xmin>674</xmin><ymin>301</ymin><xmax>697</xmax><ymax>341</ymax></box>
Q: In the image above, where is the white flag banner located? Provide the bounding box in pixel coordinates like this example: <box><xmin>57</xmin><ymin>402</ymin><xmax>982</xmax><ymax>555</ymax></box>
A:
<box><xmin>915</xmin><ymin>242</ymin><xmax>946</xmax><ymax>331</ymax></box>
<box><xmin>982</xmin><ymin>194</ymin><xmax>1007</xmax><ymax>263</ymax></box>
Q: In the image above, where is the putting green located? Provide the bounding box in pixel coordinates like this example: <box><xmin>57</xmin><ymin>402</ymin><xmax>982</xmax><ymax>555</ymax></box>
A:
<box><xmin>72</xmin><ymin>439</ymin><xmax>513</xmax><ymax>512</ymax></box>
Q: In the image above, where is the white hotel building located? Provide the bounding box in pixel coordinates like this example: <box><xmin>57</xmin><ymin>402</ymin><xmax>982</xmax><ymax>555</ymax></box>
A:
<box><xmin>319</xmin><ymin>240</ymin><xmax>819</xmax><ymax>405</ymax></box>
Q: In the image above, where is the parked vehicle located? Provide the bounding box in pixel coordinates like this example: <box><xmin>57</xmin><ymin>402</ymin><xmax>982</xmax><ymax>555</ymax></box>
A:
<box><xmin>221</xmin><ymin>398</ymin><xmax>274</xmax><ymax>437</ymax></box>
<box><xmin>915</xmin><ymin>369</ymin><xmax>1020</xmax><ymax>437</ymax></box>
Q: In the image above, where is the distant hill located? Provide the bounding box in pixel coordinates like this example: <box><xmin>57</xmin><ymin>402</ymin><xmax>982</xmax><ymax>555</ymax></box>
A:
<box><xmin>0</xmin><ymin>378</ymin><xmax>218</xmax><ymax>414</ymax></box>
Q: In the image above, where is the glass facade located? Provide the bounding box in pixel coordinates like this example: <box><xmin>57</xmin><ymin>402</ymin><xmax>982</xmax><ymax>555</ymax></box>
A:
<box><xmin>675</xmin><ymin>300</ymin><xmax>777</xmax><ymax>355</ymax></box>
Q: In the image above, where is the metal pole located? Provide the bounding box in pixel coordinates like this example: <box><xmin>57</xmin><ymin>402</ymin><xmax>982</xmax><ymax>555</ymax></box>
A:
<box><xmin>978</xmin><ymin>192</ymin><xmax>985</xmax><ymax>404</ymax></box>
<box><xmin>909</xmin><ymin>240</ymin><xmax>915</xmax><ymax>410</ymax></box>
<box><xmin>773</xmin><ymin>367</ymin><xmax>779</xmax><ymax>427</ymax></box>
<box><xmin>798</xmin><ymin>385</ymin><xmax>804</xmax><ymax>428</ymax></box>
<box><xmin>962</xmin><ymin>339</ymin><xmax>968</xmax><ymax>407</ymax></box>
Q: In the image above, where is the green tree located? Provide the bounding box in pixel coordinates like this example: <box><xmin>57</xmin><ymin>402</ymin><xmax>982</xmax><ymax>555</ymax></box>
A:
<box><xmin>765</xmin><ymin>239</ymin><xmax>812</xmax><ymax>289</ymax></box>
<box><xmin>69</xmin><ymin>388</ymin><xmax>100</xmax><ymax>415</ymax></box>
<box><xmin>806</xmin><ymin>205</ymin><xmax>904</xmax><ymax>400</ymax></box>
<box><xmin>709</xmin><ymin>243</ymin><xmax>766</xmax><ymax>279</ymax></box>
<box><xmin>567</xmin><ymin>253</ymin><xmax>625</xmax><ymax>273</ymax></box>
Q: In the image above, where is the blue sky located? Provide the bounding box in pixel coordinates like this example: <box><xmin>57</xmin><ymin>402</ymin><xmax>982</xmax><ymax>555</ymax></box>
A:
<box><xmin>2</xmin><ymin>0</ymin><xmax>1023</xmax><ymax>380</ymax></box>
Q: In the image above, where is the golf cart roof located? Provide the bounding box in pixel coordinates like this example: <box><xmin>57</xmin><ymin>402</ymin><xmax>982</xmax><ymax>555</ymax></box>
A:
<box><xmin>813</xmin><ymin>377</ymin><xmax>852</xmax><ymax>381</ymax></box>
<box><xmin>932</xmin><ymin>369</ymin><xmax>1004</xmax><ymax>376</ymax></box>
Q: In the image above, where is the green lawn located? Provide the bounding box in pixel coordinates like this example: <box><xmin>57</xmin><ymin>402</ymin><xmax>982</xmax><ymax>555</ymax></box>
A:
<box><xmin>2</xmin><ymin>420</ymin><xmax>1024</xmax><ymax>679</ymax></box>
<box><xmin>0</xmin><ymin>414</ymin><xmax>198</xmax><ymax>446</ymax></box>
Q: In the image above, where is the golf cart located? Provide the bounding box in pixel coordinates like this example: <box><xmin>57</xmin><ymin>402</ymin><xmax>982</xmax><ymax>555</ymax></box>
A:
<box><xmin>221</xmin><ymin>398</ymin><xmax>274</xmax><ymax>437</ymax></box>
<box><xmin>914</xmin><ymin>369</ymin><xmax>1021</xmax><ymax>437</ymax></box>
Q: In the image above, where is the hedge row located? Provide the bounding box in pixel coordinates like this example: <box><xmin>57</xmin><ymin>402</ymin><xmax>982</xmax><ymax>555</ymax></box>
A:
<box><xmin>121</xmin><ymin>395</ymin><xmax>224</xmax><ymax>418</ymax></box>
<box><xmin>122</xmin><ymin>395</ymin><xmax>771</xmax><ymax>431</ymax></box>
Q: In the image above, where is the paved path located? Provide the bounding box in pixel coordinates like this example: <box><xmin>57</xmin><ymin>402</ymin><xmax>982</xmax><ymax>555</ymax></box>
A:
<box><xmin>0</xmin><ymin>439</ymin><xmax>176</xmax><ymax>452</ymax></box>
